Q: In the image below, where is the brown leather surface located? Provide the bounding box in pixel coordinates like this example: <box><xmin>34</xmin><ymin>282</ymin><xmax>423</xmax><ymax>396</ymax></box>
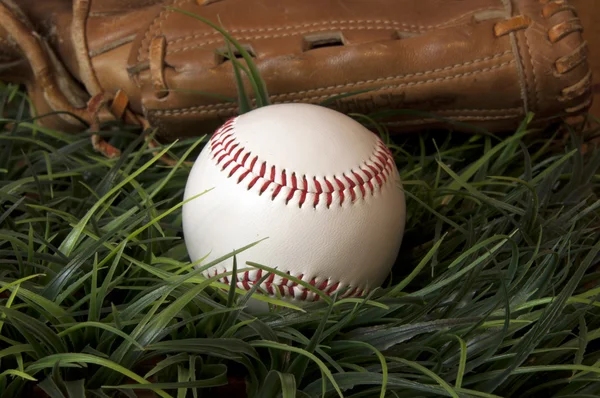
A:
<box><xmin>0</xmin><ymin>0</ymin><xmax>594</xmax><ymax>139</ymax></box>
<box><xmin>570</xmin><ymin>0</ymin><xmax>600</xmax><ymax>123</ymax></box>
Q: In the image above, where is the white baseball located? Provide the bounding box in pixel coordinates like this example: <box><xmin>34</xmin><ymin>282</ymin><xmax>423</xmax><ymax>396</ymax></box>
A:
<box><xmin>182</xmin><ymin>103</ymin><xmax>405</xmax><ymax>305</ymax></box>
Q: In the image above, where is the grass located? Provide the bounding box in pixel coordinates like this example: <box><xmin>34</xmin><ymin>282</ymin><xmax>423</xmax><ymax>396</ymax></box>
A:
<box><xmin>1</xmin><ymin>8</ymin><xmax>600</xmax><ymax>398</ymax></box>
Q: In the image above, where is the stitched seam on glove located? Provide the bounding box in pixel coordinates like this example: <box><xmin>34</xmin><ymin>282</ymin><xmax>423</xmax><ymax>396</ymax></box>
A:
<box><xmin>173</xmin><ymin>7</ymin><xmax>503</xmax><ymax>41</ymax></box>
<box><xmin>138</xmin><ymin>0</ymin><xmax>179</xmax><ymax>63</ymax></box>
<box><xmin>497</xmin><ymin>0</ymin><xmax>528</xmax><ymax>115</ymax></box>
<box><xmin>164</xmin><ymin>18</ymin><xmax>506</xmax><ymax>53</ymax></box>
<box><xmin>523</xmin><ymin>32</ymin><xmax>539</xmax><ymax>113</ymax></box>
<box><xmin>166</xmin><ymin>27</ymin><xmax>411</xmax><ymax>55</ymax></box>
<box><xmin>208</xmin><ymin>117</ymin><xmax>395</xmax><ymax>209</ymax></box>
<box><xmin>136</xmin><ymin>6</ymin><xmax>508</xmax><ymax>64</ymax></box>
<box><xmin>152</xmin><ymin>58</ymin><xmax>515</xmax><ymax>116</ymax></box>
<box><xmin>385</xmin><ymin>114</ymin><xmax>522</xmax><ymax>126</ymax></box>
<box><xmin>138</xmin><ymin>5</ymin><xmax>504</xmax><ymax>61</ymax></box>
<box><xmin>509</xmin><ymin>25</ymin><xmax>531</xmax><ymax>115</ymax></box>
<box><xmin>155</xmin><ymin>51</ymin><xmax>513</xmax><ymax>108</ymax></box>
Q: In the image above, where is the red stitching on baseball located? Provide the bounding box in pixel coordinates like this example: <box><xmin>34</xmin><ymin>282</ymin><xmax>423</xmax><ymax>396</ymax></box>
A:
<box><xmin>272</xmin><ymin>184</ymin><xmax>282</xmax><ymax>200</ymax></box>
<box><xmin>268</xmin><ymin>274</ymin><xmax>275</xmax><ymax>294</ymax></box>
<box><xmin>259</xmin><ymin>180</ymin><xmax>271</xmax><ymax>195</ymax></box>
<box><xmin>300</xmin><ymin>289</ymin><xmax>308</xmax><ymax>301</ymax></box>
<box><xmin>213</xmin><ymin>148</ymin><xmax>224</xmax><ymax>158</ymax></box>
<box><xmin>228</xmin><ymin>164</ymin><xmax>241</xmax><ymax>177</ymax></box>
<box><xmin>228</xmin><ymin>142</ymin><xmax>239</xmax><ymax>155</ymax></box>
<box><xmin>250</xmin><ymin>156</ymin><xmax>258</xmax><ymax>171</ymax></box>
<box><xmin>213</xmin><ymin>132</ymin><xmax>232</xmax><ymax>150</ymax></box>
<box><xmin>299</xmin><ymin>175</ymin><xmax>309</xmax><ymax>208</ymax></box>
<box><xmin>286</xmin><ymin>188</ymin><xmax>295</xmax><ymax>204</ymax></box>
<box><xmin>260</xmin><ymin>162</ymin><xmax>267</xmax><ymax>178</ymax></box>
<box><xmin>344</xmin><ymin>174</ymin><xmax>357</xmax><ymax>202</ymax></box>
<box><xmin>233</xmin><ymin>147</ymin><xmax>243</xmax><ymax>162</ymax></box>
<box><xmin>327</xmin><ymin>282</ymin><xmax>340</xmax><ymax>294</ymax></box>
<box><xmin>352</xmin><ymin>171</ymin><xmax>366</xmax><ymax>197</ymax></box>
<box><xmin>208</xmin><ymin>117</ymin><xmax>395</xmax><ymax>209</ymax></box>
<box><xmin>242</xmin><ymin>152</ymin><xmax>250</xmax><ymax>166</ymax></box>
<box><xmin>314</xmin><ymin>177</ymin><xmax>322</xmax><ymax>207</ymax></box>
<box><xmin>365</xmin><ymin>164</ymin><xmax>378</xmax><ymax>176</ymax></box>
<box><xmin>299</xmin><ymin>189</ymin><xmax>307</xmax><ymax>208</ymax></box>
<box><xmin>242</xmin><ymin>271</ymin><xmax>251</xmax><ymax>290</ymax></box>
<box><xmin>238</xmin><ymin>170</ymin><xmax>250</xmax><ymax>183</ymax></box>
<box><xmin>221</xmin><ymin>159</ymin><xmax>233</xmax><ymax>170</ymax></box>
<box><xmin>375</xmin><ymin>153</ymin><xmax>387</xmax><ymax>169</ymax></box>
<box><xmin>334</xmin><ymin>177</ymin><xmax>345</xmax><ymax>205</ymax></box>
<box><xmin>248</xmin><ymin>176</ymin><xmax>260</xmax><ymax>190</ymax></box>
<box><xmin>223</xmin><ymin>137</ymin><xmax>236</xmax><ymax>152</ymax></box>
<box><xmin>212</xmin><ymin>269</ymin><xmax>368</xmax><ymax>301</ymax></box>
<box><xmin>324</xmin><ymin>177</ymin><xmax>334</xmax><ymax>208</ymax></box>
<box><xmin>344</xmin><ymin>174</ymin><xmax>356</xmax><ymax>188</ymax></box>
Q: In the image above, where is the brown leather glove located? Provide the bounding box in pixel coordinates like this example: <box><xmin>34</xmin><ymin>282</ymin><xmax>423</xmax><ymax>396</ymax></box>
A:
<box><xmin>0</xmin><ymin>0</ymin><xmax>593</xmax><ymax>144</ymax></box>
<box><xmin>570</xmin><ymin>0</ymin><xmax>600</xmax><ymax>123</ymax></box>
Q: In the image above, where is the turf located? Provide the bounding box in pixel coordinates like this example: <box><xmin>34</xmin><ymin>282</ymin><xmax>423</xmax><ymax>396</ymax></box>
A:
<box><xmin>1</xmin><ymin>11</ymin><xmax>600</xmax><ymax>398</ymax></box>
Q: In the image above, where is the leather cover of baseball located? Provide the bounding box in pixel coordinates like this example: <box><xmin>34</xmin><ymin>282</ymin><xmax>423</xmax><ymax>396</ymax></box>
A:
<box><xmin>182</xmin><ymin>103</ymin><xmax>406</xmax><ymax>305</ymax></box>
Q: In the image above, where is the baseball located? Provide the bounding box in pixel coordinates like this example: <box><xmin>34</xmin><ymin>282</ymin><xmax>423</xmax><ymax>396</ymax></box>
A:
<box><xmin>182</xmin><ymin>103</ymin><xmax>405</xmax><ymax>306</ymax></box>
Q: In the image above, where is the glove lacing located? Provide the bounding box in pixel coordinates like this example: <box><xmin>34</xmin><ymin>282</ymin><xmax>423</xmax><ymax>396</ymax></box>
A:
<box><xmin>0</xmin><ymin>0</ymin><xmax>179</xmax><ymax>163</ymax></box>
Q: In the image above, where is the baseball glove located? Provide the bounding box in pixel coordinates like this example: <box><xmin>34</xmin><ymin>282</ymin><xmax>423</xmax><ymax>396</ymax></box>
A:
<box><xmin>0</xmin><ymin>0</ymin><xmax>593</xmax><ymax>153</ymax></box>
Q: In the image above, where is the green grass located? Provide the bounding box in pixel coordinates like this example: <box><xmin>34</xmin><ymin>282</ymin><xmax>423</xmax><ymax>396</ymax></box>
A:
<box><xmin>1</xmin><ymin>9</ymin><xmax>600</xmax><ymax>398</ymax></box>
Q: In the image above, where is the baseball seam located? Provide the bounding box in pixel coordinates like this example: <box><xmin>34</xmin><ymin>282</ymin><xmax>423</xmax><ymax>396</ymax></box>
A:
<box><xmin>208</xmin><ymin>267</ymin><xmax>367</xmax><ymax>301</ymax></box>
<box><xmin>208</xmin><ymin>117</ymin><xmax>395</xmax><ymax>209</ymax></box>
